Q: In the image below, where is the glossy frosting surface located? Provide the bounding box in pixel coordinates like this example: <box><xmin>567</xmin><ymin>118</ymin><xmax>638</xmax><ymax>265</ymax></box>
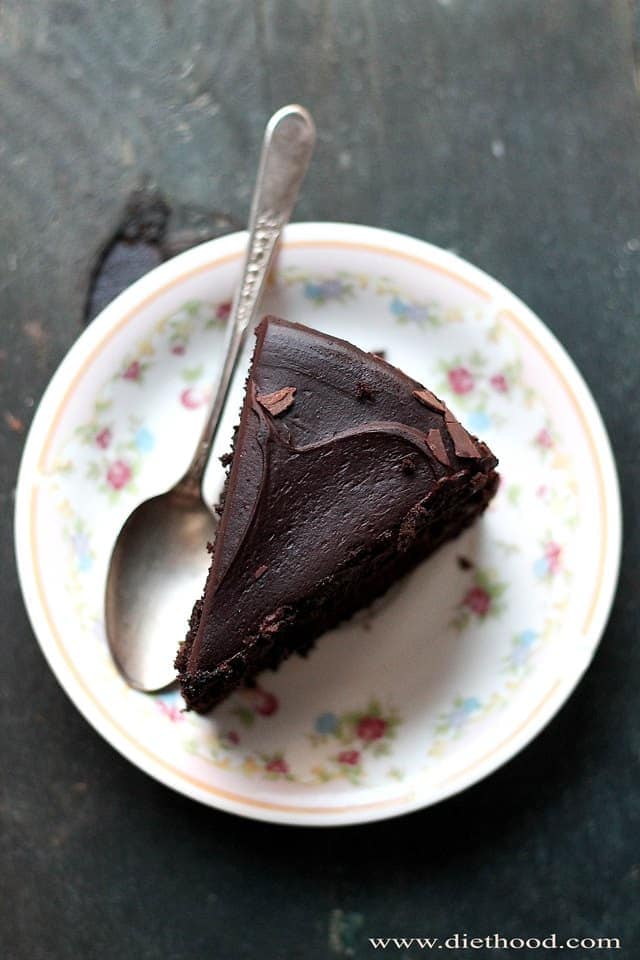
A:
<box><xmin>186</xmin><ymin>317</ymin><xmax>497</xmax><ymax>669</ymax></box>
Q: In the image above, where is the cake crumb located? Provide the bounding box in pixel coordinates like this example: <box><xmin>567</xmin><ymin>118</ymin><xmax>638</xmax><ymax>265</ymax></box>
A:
<box><xmin>356</xmin><ymin>381</ymin><xmax>375</xmax><ymax>401</ymax></box>
<box><xmin>3</xmin><ymin>411</ymin><xmax>24</xmax><ymax>433</ymax></box>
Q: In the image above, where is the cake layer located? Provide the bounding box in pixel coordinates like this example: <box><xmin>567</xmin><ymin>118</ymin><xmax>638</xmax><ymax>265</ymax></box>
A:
<box><xmin>176</xmin><ymin>317</ymin><xmax>498</xmax><ymax>712</ymax></box>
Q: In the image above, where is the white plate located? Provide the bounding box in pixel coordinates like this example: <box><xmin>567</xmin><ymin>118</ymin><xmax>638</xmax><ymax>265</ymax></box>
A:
<box><xmin>15</xmin><ymin>223</ymin><xmax>621</xmax><ymax>826</ymax></box>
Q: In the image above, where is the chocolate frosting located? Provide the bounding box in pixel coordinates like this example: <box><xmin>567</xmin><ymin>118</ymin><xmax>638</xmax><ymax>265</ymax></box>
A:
<box><xmin>183</xmin><ymin>317</ymin><xmax>497</xmax><ymax>675</ymax></box>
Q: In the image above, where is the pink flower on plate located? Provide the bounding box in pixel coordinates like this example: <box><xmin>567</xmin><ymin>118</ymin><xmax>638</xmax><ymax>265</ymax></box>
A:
<box><xmin>265</xmin><ymin>757</ymin><xmax>288</xmax><ymax>775</ymax></box>
<box><xmin>107</xmin><ymin>459</ymin><xmax>132</xmax><ymax>490</ymax></box>
<box><xmin>180</xmin><ymin>387</ymin><xmax>206</xmax><ymax>410</ymax></box>
<box><xmin>357</xmin><ymin>717</ymin><xmax>387</xmax><ymax>742</ymax></box>
<box><xmin>490</xmin><ymin>373</ymin><xmax>508</xmax><ymax>393</ymax></box>
<box><xmin>95</xmin><ymin>427</ymin><xmax>112</xmax><ymax>449</ymax></box>
<box><xmin>157</xmin><ymin>700</ymin><xmax>183</xmax><ymax>723</ymax></box>
<box><xmin>216</xmin><ymin>300</ymin><xmax>232</xmax><ymax>321</ymax></box>
<box><xmin>338</xmin><ymin>750</ymin><xmax>360</xmax><ymax>766</ymax></box>
<box><xmin>448</xmin><ymin>366</ymin><xmax>475</xmax><ymax>395</ymax></box>
<box><xmin>536</xmin><ymin>484</ymin><xmax>548</xmax><ymax>498</ymax></box>
<box><xmin>255</xmin><ymin>689</ymin><xmax>279</xmax><ymax>717</ymax></box>
<box><xmin>171</xmin><ymin>343</ymin><xmax>186</xmax><ymax>356</ymax></box>
<box><xmin>123</xmin><ymin>360</ymin><xmax>141</xmax><ymax>381</ymax></box>
<box><xmin>535</xmin><ymin>427</ymin><xmax>553</xmax><ymax>449</ymax></box>
<box><xmin>545</xmin><ymin>541</ymin><xmax>562</xmax><ymax>575</ymax></box>
<box><xmin>464</xmin><ymin>586</ymin><xmax>491</xmax><ymax>616</ymax></box>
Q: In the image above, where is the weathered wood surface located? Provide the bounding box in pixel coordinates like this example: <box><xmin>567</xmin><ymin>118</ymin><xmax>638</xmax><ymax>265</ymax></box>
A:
<box><xmin>1</xmin><ymin>2</ymin><xmax>639</xmax><ymax>958</ymax></box>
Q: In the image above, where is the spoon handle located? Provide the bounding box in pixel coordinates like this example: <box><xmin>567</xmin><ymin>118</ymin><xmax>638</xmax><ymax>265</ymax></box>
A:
<box><xmin>179</xmin><ymin>105</ymin><xmax>316</xmax><ymax>494</ymax></box>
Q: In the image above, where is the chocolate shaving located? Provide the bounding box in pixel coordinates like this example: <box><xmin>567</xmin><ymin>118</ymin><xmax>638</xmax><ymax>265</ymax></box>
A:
<box><xmin>444</xmin><ymin>408</ymin><xmax>481</xmax><ymax>459</ymax></box>
<box><xmin>254</xmin><ymin>564</ymin><xmax>269</xmax><ymax>580</ymax></box>
<box><xmin>413</xmin><ymin>388</ymin><xmax>445</xmax><ymax>414</ymax></box>
<box><xmin>256</xmin><ymin>386</ymin><xmax>296</xmax><ymax>416</ymax></box>
<box><xmin>425</xmin><ymin>429</ymin><xmax>450</xmax><ymax>467</ymax></box>
<box><xmin>475</xmin><ymin>440</ymin><xmax>492</xmax><ymax>460</ymax></box>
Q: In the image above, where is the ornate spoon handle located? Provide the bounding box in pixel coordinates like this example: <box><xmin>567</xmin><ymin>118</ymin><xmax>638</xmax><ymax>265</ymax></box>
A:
<box><xmin>179</xmin><ymin>105</ymin><xmax>316</xmax><ymax>494</ymax></box>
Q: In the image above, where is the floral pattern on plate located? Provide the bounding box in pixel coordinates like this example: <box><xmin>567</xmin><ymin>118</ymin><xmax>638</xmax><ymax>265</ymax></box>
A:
<box><xmin>177</xmin><ymin>693</ymin><xmax>403</xmax><ymax>786</ymax></box>
<box><xmin>16</xmin><ymin>225</ymin><xmax>618</xmax><ymax>824</ymax></box>
<box><xmin>43</xmin><ymin>275</ymin><xmax>581</xmax><ymax>788</ymax></box>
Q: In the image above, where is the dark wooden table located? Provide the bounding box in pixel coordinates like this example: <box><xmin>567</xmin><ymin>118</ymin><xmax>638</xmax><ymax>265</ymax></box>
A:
<box><xmin>2</xmin><ymin>3</ymin><xmax>639</xmax><ymax>958</ymax></box>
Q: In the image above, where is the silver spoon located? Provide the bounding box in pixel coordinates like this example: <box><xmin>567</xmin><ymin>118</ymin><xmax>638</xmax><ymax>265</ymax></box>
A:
<box><xmin>105</xmin><ymin>105</ymin><xmax>316</xmax><ymax>691</ymax></box>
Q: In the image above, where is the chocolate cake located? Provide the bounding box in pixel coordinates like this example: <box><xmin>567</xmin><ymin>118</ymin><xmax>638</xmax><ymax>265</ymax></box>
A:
<box><xmin>175</xmin><ymin>316</ymin><xmax>498</xmax><ymax>712</ymax></box>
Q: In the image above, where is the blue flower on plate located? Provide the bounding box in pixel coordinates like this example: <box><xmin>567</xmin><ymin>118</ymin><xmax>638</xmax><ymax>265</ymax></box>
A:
<box><xmin>135</xmin><ymin>427</ymin><xmax>154</xmax><ymax>453</ymax></box>
<box><xmin>390</xmin><ymin>296</ymin><xmax>405</xmax><ymax>316</ymax></box>
<box><xmin>460</xmin><ymin>696</ymin><xmax>481</xmax><ymax>714</ymax></box>
<box><xmin>71</xmin><ymin>530</ymin><xmax>92</xmax><ymax>572</ymax></box>
<box><xmin>390</xmin><ymin>296</ymin><xmax>435</xmax><ymax>326</ymax></box>
<box><xmin>467</xmin><ymin>410</ymin><xmax>491</xmax><ymax>433</ymax></box>
<box><xmin>534</xmin><ymin>556</ymin><xmax>550</xmax><ymax>578</ymax></box>
<box><xmin>449</xmin><ymin>697</ymin><xmax>481</xmax><ymax>730</ymax></box>
<box><xmin>515</xmin><ymin>629</ymin><xmax>538</xmax><ymax>648</ymax></box>
<box><xmin>315</xmin><ymin>712</ymin><xmax>338</xmax><ymax>734</ymax></box>
<box><xmin>304</xmin><ymin>278</ymin><xmax>349</xmax><ymax>303</ymax></box>
<box><xmin>508</xmin><ymin>630</ymin><xmax>539</xmax><ymax>670</ymax></box>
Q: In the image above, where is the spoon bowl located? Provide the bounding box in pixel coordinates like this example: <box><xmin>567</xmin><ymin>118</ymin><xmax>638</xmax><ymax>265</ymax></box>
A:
<box><xmin>105</xmin><ymin>489</ymin><xmax>217</xmax><ymax>691</ymax></box>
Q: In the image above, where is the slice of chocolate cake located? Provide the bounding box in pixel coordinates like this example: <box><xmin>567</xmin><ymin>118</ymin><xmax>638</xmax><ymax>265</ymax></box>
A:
<box><xmin>175</xmin><ymin>316</ymin><xmax>498</xmax><ymax>712</ymax></box>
